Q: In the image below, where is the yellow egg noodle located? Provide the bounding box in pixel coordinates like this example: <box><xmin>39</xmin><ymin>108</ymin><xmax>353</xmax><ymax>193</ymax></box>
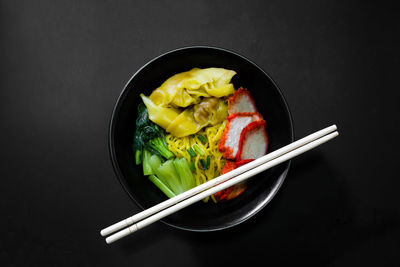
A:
<box><xmin>166</xmin><ymin>120</ymin><xmax>227</xmax><ymax>202</ymax></box>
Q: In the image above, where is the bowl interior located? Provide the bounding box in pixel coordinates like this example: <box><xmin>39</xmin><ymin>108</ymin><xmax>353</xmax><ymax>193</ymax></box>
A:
<box><xmin>110</xmin><ymin>47</ymin><xmax>293</xmax><ymax>231</ymax></box>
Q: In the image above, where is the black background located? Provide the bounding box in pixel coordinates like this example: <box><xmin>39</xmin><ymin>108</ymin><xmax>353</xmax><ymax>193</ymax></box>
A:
<box><xmin>1</xmin><ymin>1</ymin><xmax>399</xmax><ymax>266</ymax></box>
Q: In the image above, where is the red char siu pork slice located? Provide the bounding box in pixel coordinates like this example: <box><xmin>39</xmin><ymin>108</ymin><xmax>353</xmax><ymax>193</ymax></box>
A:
<box><xmin>228</xmin><ymin>88</ymin><xmax>258</xmax><ymax>115</ymax></box>
<box><xmin>218</xmin><ymin>112</ymin><xmax>263</xmax><ymax>160</ymax></box>
<box><xmin>236</xmin><ymin>120</ymin><xmax>268</xmax><ymax>161</ymax></box>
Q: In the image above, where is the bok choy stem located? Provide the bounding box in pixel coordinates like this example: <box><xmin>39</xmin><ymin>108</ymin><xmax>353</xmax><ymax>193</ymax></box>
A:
<box><xmin>142</xmin><ymin>149</ymin><xmax>153</xmax><ymax>176</ymax></box>
<box><xmin>173</xmin><ymin>158</ymin><xmax>196</xmax><ymax>191</ymax></box>
<box><xmin>148</xmin><ymin>175</ymin><xmax>176</xmax><ymax>198</ymax></box>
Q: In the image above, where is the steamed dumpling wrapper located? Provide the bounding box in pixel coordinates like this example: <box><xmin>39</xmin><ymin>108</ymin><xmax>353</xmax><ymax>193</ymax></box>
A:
<box><xmin>149</xmin><ymin>68</ymin><xmax>236</xmax><ymax>108</ymax></box>
<box><xmin>140</xmin><ymin>94</ymin><xmax>180</xmax><ymax>129</ymax></box>
<box><xmin>166</xmin><ymin>108</ymin><xmax>202</xmax><ymax>137</ymax></box>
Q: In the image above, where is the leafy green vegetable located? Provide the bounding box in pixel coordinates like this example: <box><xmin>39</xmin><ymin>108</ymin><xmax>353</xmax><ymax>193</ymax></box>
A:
<box><xmin>173</xmin><ymin>158</ymin><xmax>196</xmax><ymax>191</ymax></box>
<box><xmin>134</xmin><ymin>104</ymin><xmax>148</xmax><ymax>164</ymax></box>
<box><xmin>135</xmin><ymin>143</ymin><xmax>142</xmax><ymax>165</ymax></box>
<box><xmin>158</xmin><ymin>125</ymin><xmax>169</xmax><ymax>147</ymax></box>
<box><xmin>147</xmin><ymin>137</ymin><xmax>174</xmax><ymax>159</ymax></box>
<box><xmin>148</xmin><ymin>155</ymin><xmax>196</xmax><ymax>197</ymax></box>
<box><xmin>149</xmin><ymin>154</ymin><xmax>163</xmax><ymax>178</ymax></box>
<box><xmin>136</xmin><ymin>103</ymin><xmax>149</xmax><ymax>129</ymax></box>
<box><xmin>141</xmin><ymin>125</ymin><xmax>159</xmax><ymax>141</ymax></box>
<box><xmin>148</xmin><ymin>175</ymin><xmax>176</xmax><ymax>198</ymax></box>
<box><xmin>134</xmin><ymin>104</ymin><xmax>174</xmax><ymax>161</ymax></box>
<box><xmin>142</xmin><ymin>149</ymin><xmax>153</xmax><ymax>176</ymax></box>
<box><xmin>156</xmin><ymin>159</ymin><xmax>183</xmax><ymax>195</ymax></box>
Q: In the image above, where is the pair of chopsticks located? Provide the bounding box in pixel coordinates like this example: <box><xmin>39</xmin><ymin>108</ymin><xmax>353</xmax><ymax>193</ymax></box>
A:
<box><xmin>101</xmin><ymin>125</ymin><xmax>338</xmax><ymax>244</ymax></box>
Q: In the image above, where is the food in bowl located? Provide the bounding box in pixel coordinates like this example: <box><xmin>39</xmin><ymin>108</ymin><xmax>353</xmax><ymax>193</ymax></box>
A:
<box><xmin>134</xmin><ymin>67</ymin><xmax>268</xmax><ymax>203</ymax></box>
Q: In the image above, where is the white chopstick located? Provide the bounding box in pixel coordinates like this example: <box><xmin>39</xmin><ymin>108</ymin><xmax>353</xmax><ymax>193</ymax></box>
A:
<box><xmin>103</xmin><ymin>127</ymin><xmax>339</xmax><ymax>244</ymax></box>
<box><xmin>101</xmin><ymin>125</ymin><xmax>337</xmax><ymax>238</ymax></box>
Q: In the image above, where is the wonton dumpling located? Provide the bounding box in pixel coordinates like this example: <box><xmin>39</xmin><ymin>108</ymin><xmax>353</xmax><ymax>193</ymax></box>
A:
<box><xmin>140</xmin><ymin>94</ymin><xmax>180</xmax><ymax>130</ymax></box>
<box><xmin>166</xmin><ymin>108</ymin><xmax>202</xmax><ymax>137</ymax></box>
<box><xmin>166</xmin><ymin>98</ymin><xmax>228</xmax><ymax>137</ymax></box>
<box><xmin>149</xmin><ymin>68</ymin><xmax>236</xmax><ymax>108</ymax></box>
<box><xmin>149</xmin><ymin>71</ymin><xmax>193</xmax><ymax>106</ymax></box>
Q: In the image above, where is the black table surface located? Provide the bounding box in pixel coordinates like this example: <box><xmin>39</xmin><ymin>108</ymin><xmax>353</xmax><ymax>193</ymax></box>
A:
<box><xmin>1</xmin><ymin>1</ymin><xmax>399</xmax><ymax>266</ymax></box>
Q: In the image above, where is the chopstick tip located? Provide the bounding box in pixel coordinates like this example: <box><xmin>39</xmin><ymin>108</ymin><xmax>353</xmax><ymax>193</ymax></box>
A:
<box><xmin>329</xmin><ymin>131</ymin><xmax>339</xmax><ymax>138</ymax></box>
<box><xmin>100</xmin><ymin>229</ymin><xmax>107</xmax><ymax>237</ymax></box>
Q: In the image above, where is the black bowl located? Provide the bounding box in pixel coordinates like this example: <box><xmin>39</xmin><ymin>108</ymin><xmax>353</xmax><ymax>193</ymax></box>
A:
<box><xmin>109</xmin><ymin>46</ymin><xmax>294</xmax><ymax>231</ymax></box>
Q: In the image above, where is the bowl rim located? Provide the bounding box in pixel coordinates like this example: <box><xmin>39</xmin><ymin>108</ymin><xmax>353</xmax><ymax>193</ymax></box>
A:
<box><xmin>108</xmin><ymin>45</ymin><xmax>294</xmax><ymax>232</ymax></box>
